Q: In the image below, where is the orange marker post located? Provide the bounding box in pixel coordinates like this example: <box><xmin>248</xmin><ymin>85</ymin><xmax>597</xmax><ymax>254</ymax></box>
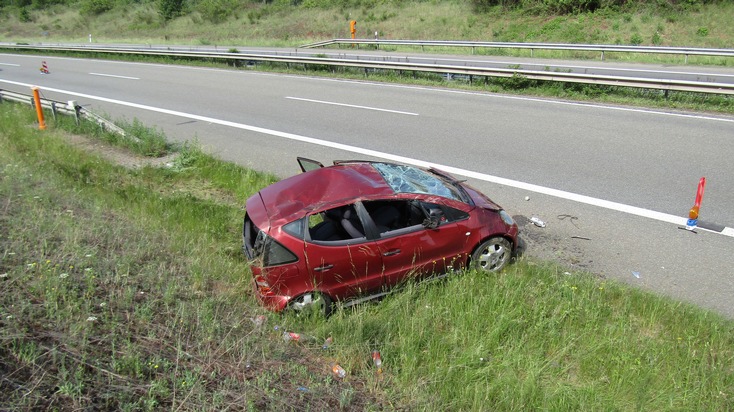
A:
<box><xmin>350</xmin><ymin>20</ymin><xmax>357</xmax><ymax>47</ymax></box>
<box><xmin>31</xmin><ymin>87</ymin><xmax>46</xmax><ymax>130</ymax></box>
<box><xmin>686</xmin><ymin>177</ymin><xmax>706</xmax><ymax>229</ymax></box>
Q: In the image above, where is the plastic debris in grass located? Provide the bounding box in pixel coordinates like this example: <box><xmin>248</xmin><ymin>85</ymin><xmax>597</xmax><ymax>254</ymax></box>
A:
<box><xmin>251</xmin><ymin>315</ymin><xmax>266</xmax><ymax>327</ymax></box>
<box><xmin>331</xmin><ymin>363</ymin><xmax>346</xmax><ymax>379</ymax></box>
<box><xmin>372</xmin><ymin>350</ymin><xmax>383</xmax><ymax>374</ymax></box>
<box><xmin>283</xmin><ymin>331</ymin><xmax>301</xmax><ymax>342</ymax></box>
<box><xmin>322</xmin><ymin>336</ymin><xmax>333</xmax><ymax>350</ymax></box>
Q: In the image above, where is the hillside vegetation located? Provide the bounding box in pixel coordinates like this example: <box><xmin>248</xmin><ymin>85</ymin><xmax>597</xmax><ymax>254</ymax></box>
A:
<box><xmin>1</xmin><ymin>0</ymin><xmax>732</xmax><ymax>49</ymax></box>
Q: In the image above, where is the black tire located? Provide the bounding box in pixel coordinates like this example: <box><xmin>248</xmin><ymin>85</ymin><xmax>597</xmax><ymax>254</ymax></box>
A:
<box><xmin>471</xmin><ymin>237</ymin><xmax>512</xmax><ymax>273</ymax></box>
<box><xmin>288</xmin><ymin>292</ymin><xmax>333</xmax><ymax>318</ymax></box>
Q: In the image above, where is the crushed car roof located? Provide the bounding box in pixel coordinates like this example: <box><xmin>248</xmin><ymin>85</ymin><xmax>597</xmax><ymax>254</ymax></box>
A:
<box><xmin>258</xmin><ymin>162</ymin><xmax>395</xmax><ymax>224</ymax></box>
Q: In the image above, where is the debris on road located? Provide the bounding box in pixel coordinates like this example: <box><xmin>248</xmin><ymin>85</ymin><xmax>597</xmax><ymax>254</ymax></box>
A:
<box><xmin>530</xmin><ymin>216</ymin><xmax>546</xmax><ymax>227</ymax></box>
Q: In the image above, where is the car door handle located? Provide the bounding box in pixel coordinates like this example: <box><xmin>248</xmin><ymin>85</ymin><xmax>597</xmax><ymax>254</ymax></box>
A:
<box><xmin>383</xmin><ymin>249</ymin><xmax>401</xmax><ymax>257</ymax></box>
<box><xmin>313</xmin><ymin>264</ymin><xmax>334</xmax><ymax>272</ymax></box>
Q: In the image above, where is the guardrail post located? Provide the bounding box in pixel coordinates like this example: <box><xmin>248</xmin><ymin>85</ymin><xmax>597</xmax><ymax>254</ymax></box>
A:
<box><xmin>31</xmin><ymin>87</ymin><xmax>46</xmax><ymax>130</ymax></box>
<box><xmin>68</xmin><ymin>100</ymin><xmax>80</xmax><ymax>125</ymax></box>
<box><xmin>685</xmin><ymin>54</ymin><xmax>688</xmax><ymax>64</ymax></box>
<box><xmin>601</xmin><ymin>51</ymin><xmax>605</xmax><ymax>61</ymax></box>
<box><xmin>50</xmin><ymin>102</ymin><xmax>57</xmax><ymax>121</ymax></box>
<box><xmin>531</xmin><ymin>49</ymin><xmax>533</xmax><ymax>58</ymax></box>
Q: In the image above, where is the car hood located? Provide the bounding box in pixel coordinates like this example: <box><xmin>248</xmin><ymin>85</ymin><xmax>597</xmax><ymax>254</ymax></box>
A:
<box><xmin>462</xmin><ymin>183</ymin><xmax>501</xmax><ymax>211</ymax></box>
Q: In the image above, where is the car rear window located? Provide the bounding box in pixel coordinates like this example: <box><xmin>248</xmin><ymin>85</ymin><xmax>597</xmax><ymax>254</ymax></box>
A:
<box><xmin>372</xmin><ymin>163</ymin><xmax>464</xmax><ymax>201</ymax></box>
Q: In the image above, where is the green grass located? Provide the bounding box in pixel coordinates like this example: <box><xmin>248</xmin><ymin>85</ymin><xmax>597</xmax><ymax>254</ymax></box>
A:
<box><xmin>2</xmin><ymin>102</ymin><xmax>734</xmax><ymax>410</ymax></box>
<box><xmin>2</xmin><ymin>1</ymin><xmax>734</xmax><ymax>52</ymax></box>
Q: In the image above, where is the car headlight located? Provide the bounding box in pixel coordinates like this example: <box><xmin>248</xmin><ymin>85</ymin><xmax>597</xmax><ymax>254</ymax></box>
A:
<box><xmin>499</xmin><ymin>210</ymin><xmax>514</xmax><ymax>226</ymax></box>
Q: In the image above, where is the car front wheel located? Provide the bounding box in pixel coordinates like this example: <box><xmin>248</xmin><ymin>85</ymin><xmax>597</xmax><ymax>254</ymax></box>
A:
<box><xmin>288</xmin><ymin>292</ymin><xmax>333</xmax><ymax>317</ymax></box>
<box><xmin>471</xmin><ymin>237</ymin><xmax>512</xmax><ymax>272</ymax></box>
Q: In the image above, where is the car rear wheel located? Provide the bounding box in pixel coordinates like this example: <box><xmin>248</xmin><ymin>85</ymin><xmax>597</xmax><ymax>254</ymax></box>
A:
<box><xmin>288</xmin><ymin>292</ymin><xmax>333</xmax><ymax>317</ymax></box>
<box><xmin>471</xmin><ymin>237</ymin><xmax>512</xmax><ymax>272</ymax></box>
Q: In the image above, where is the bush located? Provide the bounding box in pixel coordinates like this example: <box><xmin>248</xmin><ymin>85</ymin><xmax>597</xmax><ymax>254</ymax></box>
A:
<box><xmin>651</xmin><ymin>31</ymin><xmax>661</xmax><ymax>45</ymax></box>
<box><xmin>158</xmin><ymin>0</ymin><xmax>184</xmax><ymax>21</ymax></box>
<box><xmin>195</xmin><ymin>0</ymin><xmax>239</xmax><ymax>23</ymax></box>
<box><xmin>629</xmin><ymin>33</ymin><xmax>643</xmax><ymax>45</ymax></box>
<box><xmin>19</xmin><ymin>7</ymin><xmax>32</xmax><ymax>22</ymax></box>
<box><xmin>79</xmin><ymin>0</ymin><xmax>113</xmax><ymax>15</ymax></box>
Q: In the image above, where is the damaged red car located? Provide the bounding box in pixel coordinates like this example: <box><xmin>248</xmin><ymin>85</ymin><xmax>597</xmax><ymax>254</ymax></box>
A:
<box><xmin>243</xmin><ymin>158</ymin><xmax>519</xmax><ymax>316</ymax></box>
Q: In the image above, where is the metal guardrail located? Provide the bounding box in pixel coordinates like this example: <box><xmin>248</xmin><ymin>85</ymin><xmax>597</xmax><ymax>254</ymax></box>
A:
<box><xmin>1</xmin><ymin>43</ymin><xmax>733</xmax><ymax>95</ymax></box>
<box><xmin>302</xmin><ymin>39</ymin><xmax>734</xmax><ymax>62</ymax></box>
<box><xmin>0</xmin><ymin>89</ymin><xmax>132</xmax><ymax>138</ymax></box>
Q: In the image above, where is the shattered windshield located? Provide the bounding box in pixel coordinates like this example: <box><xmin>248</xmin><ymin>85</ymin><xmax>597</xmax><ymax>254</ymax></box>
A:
<box><xmin>372</xmin><ymin>163</ymin><xmax>466</xmax><ymax>202</ymax></box>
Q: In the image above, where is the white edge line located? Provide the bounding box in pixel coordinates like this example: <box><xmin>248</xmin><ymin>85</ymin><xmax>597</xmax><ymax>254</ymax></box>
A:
<box><xmin>0</xmin><ymin>63</ymin><xmax>21</xmax><ymax>67</ymax></box>
<box><xmin>2</xmin><ymin>78</ymin><xmax>732</xmax><ymax>238</ymax></box>
<box><xmin>89</xmin><ymin>72</ymin><xmax>139</xmax><ymax>80</ymax></box>
<box><xmin>286</xmin><ymin>96</ymin><xmax>418</xmax><ymax>116</ymax></box>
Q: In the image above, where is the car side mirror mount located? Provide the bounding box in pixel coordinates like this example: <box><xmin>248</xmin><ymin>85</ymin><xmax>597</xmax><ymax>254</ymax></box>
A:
<box><xmin>422</xmin><ymin>208</ymin><xmax>444</xmax><ymax>229</ymax></box>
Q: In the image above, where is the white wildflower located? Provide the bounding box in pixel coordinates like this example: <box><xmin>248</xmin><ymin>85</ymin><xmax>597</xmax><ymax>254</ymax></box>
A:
<box><xmin>0</xmin><ymin>273</ymin><xmax>8</xmax><ymax>278</ymax></box>
<box><xmin>87</xmin><ymin>316</ymin><xmax>98</xmax><ymax>322</ymax></box>
<box><xmin>59</xmin><ymin>273</ymin><xmax>69</xmax><ymax>279</ymax></box>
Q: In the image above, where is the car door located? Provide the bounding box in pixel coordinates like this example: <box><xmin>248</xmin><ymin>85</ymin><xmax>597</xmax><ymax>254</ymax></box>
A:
<box><xmin>297</xmin><ymin>157</ymin><xmax>324</xmax><ymax>173</ymax></box>
<box><xmin>366</xmin><ymin>200</ymin><xmax>471</xmax><ymax>289</ymax></box>
<box><xmin>302</xmin><ymin>203</ymin><xmax>383</xmax><ymax>301</ymax></box>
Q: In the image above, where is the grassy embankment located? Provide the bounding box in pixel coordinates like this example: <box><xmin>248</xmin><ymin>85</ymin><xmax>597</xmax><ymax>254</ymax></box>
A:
<box><xmin>1</xmin><ymin>101</ymin><xmax>733</xmax><ymax>410</ymax></box>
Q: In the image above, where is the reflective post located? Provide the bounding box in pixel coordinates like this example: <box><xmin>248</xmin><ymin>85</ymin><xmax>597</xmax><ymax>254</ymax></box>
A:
<box><xmin>350</xmin><ymin>20</ymin><xmax>357</xmax><ymax>47</ymax></box>
<box><xmin>31</xmin><ymin>87</ymin><xmax>46</xmax><ymax>130</ymax></box>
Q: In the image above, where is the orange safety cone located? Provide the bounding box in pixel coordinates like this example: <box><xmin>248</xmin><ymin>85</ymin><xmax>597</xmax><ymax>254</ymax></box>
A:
<box><xmin>40</xmin><ymin>61</ymin><xmax>49</xmax><ymax>74</ymax></box>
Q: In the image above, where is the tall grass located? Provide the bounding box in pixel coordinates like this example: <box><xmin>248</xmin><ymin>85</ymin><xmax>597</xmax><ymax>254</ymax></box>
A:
<box><xmin>299</xmin><ymin>262</ymin><xmax>734</xmax><ymax>410</ymax></box>
<box><xmin>0</xmin><ymin>103</ymin><xmax>379</xmax><ymax>410</ymax></box>
<box><xmin>2</xmin><ymin>102</ymin><xmax>733</xmax><ymax>410</ymax></box>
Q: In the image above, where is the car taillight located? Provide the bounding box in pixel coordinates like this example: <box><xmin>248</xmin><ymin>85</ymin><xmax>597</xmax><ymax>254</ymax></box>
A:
<box><xmin>255</xmin><ymin>276</ymin><xmax>271</xmax><ymax>293</ymax></box>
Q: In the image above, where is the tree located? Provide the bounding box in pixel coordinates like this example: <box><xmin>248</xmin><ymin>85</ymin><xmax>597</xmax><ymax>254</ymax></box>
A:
<box><xmin>159</xmin><ymin>0</ymin><xmax>184</xmax><ymax>21</ymax></box>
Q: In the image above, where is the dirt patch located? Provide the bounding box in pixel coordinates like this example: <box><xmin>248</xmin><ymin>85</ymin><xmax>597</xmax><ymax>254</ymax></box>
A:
<box><xmin>63</xmin><ymin>133</ymin><xmax>178</xmax><ymax>169</ymax></box>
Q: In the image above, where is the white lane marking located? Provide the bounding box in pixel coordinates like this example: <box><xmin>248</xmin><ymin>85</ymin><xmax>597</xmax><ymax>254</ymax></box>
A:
<box><xmin>1</xmin><ymin>78</ymin><xmax>732</xmax><ymax>237</ymax></box>
<box><xmin>89</xmin><ymin>73</ymin><xmax>139</xmax><ymax>80</ymax></box>
<box><xmin>286</xmin><ymin>96</ymin><xmax>418</xmax><ymax>116</ymax></box>
<box><xmin>0</xmin><ymin>63</ymin><xmax>21</xmax><ymax>66</ymax></box>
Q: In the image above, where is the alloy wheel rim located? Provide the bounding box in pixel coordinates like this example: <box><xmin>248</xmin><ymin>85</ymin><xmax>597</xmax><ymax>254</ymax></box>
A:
<box><xmin>479</xmin><ymin>243</ymin><xmax>508</xmax><ymax>271</ymax></box>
